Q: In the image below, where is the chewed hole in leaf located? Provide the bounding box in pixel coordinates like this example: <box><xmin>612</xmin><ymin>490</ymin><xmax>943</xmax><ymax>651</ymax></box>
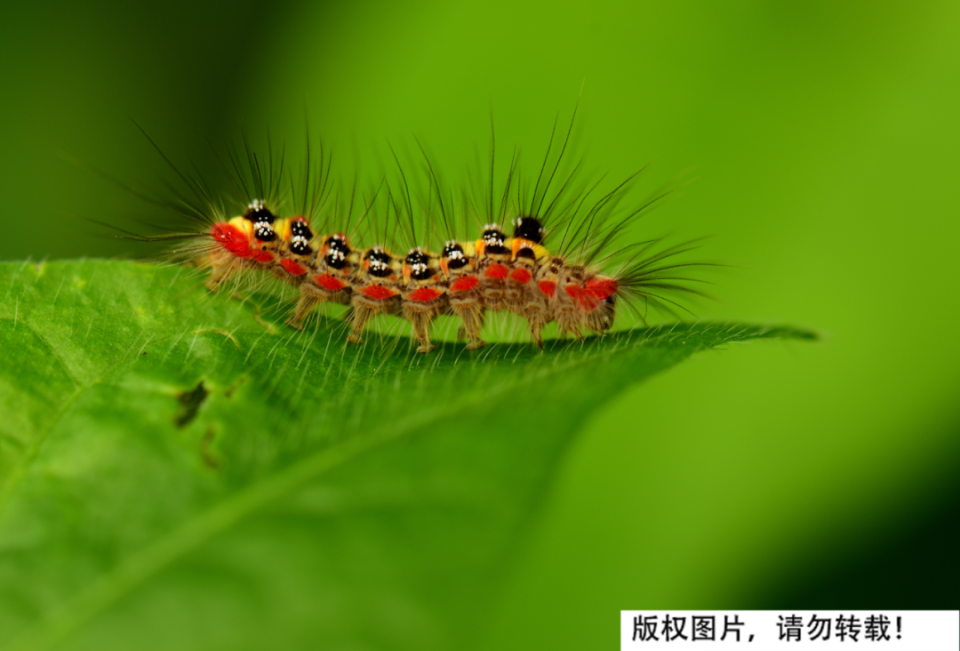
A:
<box><xmin>174</xmin><ymin>381</ymin><xmax>208</xmax><ymax>428</ymax></box>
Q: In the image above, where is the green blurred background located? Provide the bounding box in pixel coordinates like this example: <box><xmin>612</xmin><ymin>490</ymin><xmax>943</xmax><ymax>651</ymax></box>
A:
<box><xmin>2</xmin><ymin>0</ymin><xmax>958</xmax><ymax>647</ymax></box>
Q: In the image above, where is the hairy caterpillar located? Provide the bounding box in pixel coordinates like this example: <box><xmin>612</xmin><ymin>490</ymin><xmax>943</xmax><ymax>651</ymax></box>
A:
<box><xmin>117</xmin><ymin>112</ymin><xmax>713</xmax><ymax>354</ymax></box>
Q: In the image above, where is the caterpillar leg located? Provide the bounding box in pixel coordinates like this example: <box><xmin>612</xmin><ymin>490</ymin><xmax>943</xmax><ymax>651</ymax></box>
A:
<box><xmin>346</xmin><ymin>305</ymin><xmax>374</xmax><ymax>344</ymax></box>
<box><xmin>525</xmin><ymin>309</ymin><xmax>550</xmax><ymax>350</ymax></box>
<box><xmin>520</xmin><ymin>283</ymin><xmax>552</xmax><ymax>350</ymax></box>
<box><xmin>204</xmin><ymin>258</ymin><xmax>241</xmax><ymax>292</ymax></box>
<box><xmin>454</xmin><ymin>302</ymin><xmax>486</xmax><ymax>350</ymax></box>
<box><xmin>555</xmin><ymin>311</ymin><xmax>584</xmax><ymax>341</ymax></box>
<box><xmin>553</xmin><ymin>274</ymin><xmax>588</xmax><ymax>342</ymax></box>
<box><xmin>287</xmin><ymin>284</ymin><xmax>327</xmax><ymax>330</ymax></box>
<box><xmin>347</xmin><ymin>294</ymin><xmax>398</xmax><ymax>345</ymax></box>
<box><xmin>586</xmin><ymin>298</ymin><xmax>616</xmax><ymax>335</ymax></box>
<box><xmin>406</xmin><ymin>308</ymin><xmax>436</xmax><ymax>354</ymax></box>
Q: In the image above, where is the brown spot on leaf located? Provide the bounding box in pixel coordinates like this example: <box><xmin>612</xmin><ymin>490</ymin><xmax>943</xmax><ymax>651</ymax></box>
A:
<box><xmin>200</xmin><ymin>426</ymin><xmax>221</xmax><ymax>469</ymax></box>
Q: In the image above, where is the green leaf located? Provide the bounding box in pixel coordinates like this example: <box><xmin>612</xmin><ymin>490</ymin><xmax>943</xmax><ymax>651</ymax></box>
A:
<box><xmin>0</xmin><ymin>260</ymin><xmax>814</xmax><ymax>651</ymax></box>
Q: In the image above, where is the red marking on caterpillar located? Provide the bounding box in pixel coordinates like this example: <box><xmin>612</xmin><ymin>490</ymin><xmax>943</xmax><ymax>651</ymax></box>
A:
<box><xmin>408</xmin><ymin>287</ymin><xmax>442</xmax><ymax>303</ymax></box>
<box><xmin>211</xmin><ymin>223</ymin><xmax>251</xmax><ymax>258</ymax></box>
<box><xmin>316</xmin><ymin>274</ymin><xmax>348</xmax><ymax>291</ymax></box>
<box><xmin>484</xmin><ymin>264</ymin><xmax>509</xmax><ymax>280</ymax></box>
<box><xmin>584</xmin><ymin>278</ymin><xmax>617</xmax><ymax>300</ymax></box>
<box><xmin>509</xmin><ymin>268</ymin><xmax>532</xmax><ymax>284</ymax></box>
<box><xmin>565</xmin><ymin>284</ymin><xmax>606</xmax><ymax>313</ymax></box>
<box><xmin>564</xmin><ymin>283</ymin><xmax>589</xmax><ymax>308</ymax></box>
<box><xmin>538</xmin><ymin>281</ymin><xmax>557</xmax><ymax>298</ymax></box>
<box><xmin>361</xmin><ymin>285</ymin><xmax>398</xmax><ymax>300</ymax></box>
<box><xmin>450</xmin><ymin>276</ymin><xmax>479</xmax><ymax>292</ymax></box>
<box><xmin>280</xmin><ymin>259</ymin><xmax>307</xmax><ymax>275</ymax></box>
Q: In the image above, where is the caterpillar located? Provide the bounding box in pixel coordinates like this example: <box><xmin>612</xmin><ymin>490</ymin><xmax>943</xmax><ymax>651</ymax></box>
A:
<box><xmin>117</xmin><ymin>113</ymin><xmax>713</xmax><ymax>354</ymax></box>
